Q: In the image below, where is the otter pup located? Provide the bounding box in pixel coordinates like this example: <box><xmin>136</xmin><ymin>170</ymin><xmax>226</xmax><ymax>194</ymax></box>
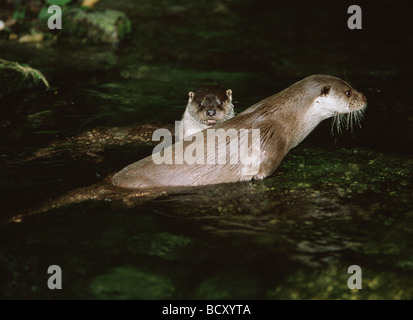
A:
<box><xmin>177</xmin><ymin>86</ymin><xmax>234</xmax><ymax>141</ymax></box>
<box><xmin>20</xmin><ymin>87</ymin><xmax>233</xmax><ymax>162</ymax></box>
<box><xmin>112</xmin><ymin>75</ymin><xmax>367</xmax><ymax>189</ymax></box>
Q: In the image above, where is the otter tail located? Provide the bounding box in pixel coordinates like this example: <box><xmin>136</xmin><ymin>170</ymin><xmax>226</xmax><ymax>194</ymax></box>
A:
<box><xmin>3</xmin><ymin>178</ymin><xmax>166</xmax><ymax>226</ymax></box>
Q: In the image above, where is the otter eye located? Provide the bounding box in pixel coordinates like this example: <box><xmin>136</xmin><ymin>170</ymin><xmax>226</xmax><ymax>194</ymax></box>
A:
<box><xmin>217</xmin><ymin>100</ymin><xmax>223</xmax><ymax>106</ymax></box>
<box><xmin>345</xmin><ymin>90</ymin><xmax>352</xmax><ymax>97</ymax></box>
<box><xmin>198</xmin><ymin>102</ymin><xmax>204</xmax><ymax>107</ymax></box>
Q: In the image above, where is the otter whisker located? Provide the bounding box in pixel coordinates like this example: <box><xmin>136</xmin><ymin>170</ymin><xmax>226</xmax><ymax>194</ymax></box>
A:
<box><xmin>356</xmin><ymin>108</ymin><xmax>365</xmax><ymax>128</ymax></box>
<box><xmin>336</xmin><ymin>113</ymin><xmax>341</xmax><ymax>133</ymax></box>
<box><xmin>331</xmin><ymin>113</ymin><xmax>337</xmax><ymax>135</ymax></box>
<box><xmin>346</xmin><ymin>111</ymin><xmax>351</xmax><ymax>131</ymax></box>
<box><xmin>331</xmin><ymin>108</ymin><xmax>365</xmax><ymax>136</ymax></box>
<box><xmin>331</xmin><ymin>112</ymin><xmax>344</xmax><ymax>135</ymax></box>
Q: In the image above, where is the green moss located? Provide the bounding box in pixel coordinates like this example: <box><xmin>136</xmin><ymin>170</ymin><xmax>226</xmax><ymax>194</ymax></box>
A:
<box><xmin>266</xmin><ymin>267</ymin><xmax>413</xmax><ymax>300</ymax></box>
<box><xmin>196</xmin><ymin>273</ymin><xmax>261</xmax><ymax>299</ymax></box>
<box><xmin>145</xmin><ymin>232</ymin><xmax>192</xmax><ymax>260</ymax></box>
<box><xmin>0</xmin><ymin>58</ymin><xmax>49</xmax><ymax>96</ymax></box>
<box><xmin>90</xmin><ymin>266</ymin><xmax>175</xmax><ymax>299</ymax></box>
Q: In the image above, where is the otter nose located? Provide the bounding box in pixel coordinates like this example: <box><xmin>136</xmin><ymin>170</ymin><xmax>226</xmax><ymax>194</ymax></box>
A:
<box><xmin>362</xmin><ymin>95</ymin><xmax>367</xmax><ymax>102</ymax></box>
<box><xmin>206</xmin><ymin>110</ymin><xmax>217</xmax><ymax>117</ymax></box>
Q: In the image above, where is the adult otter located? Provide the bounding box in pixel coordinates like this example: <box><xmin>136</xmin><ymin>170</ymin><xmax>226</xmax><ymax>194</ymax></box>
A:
<box><xmin>177</xmin><ymin>85</ymin><xmax>234</xmax><ymax>141</ymax></box>
<box><xmin>5</xmin><ymin>75</ymin><xmax>367</xmax><ymax>225</ymax></box>
<box><xmin>112</xmin><ymin>75</ymin><xmax>367</xmax><ymax>189</ymax></box>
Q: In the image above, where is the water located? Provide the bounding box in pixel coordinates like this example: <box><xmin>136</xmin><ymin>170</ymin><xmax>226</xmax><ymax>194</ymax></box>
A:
<box><xmin>0</xmin><ymin>0</ymin><xmax>412</xmax><ymax>299</ymax></box>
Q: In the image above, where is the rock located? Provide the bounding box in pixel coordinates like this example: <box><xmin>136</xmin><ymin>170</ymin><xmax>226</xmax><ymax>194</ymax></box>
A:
<box><xmin>62</xmin><ymin>8</ymin><xmax>131</xmax><ymax>45</ymax></box>
<box><xmin>18</xmin><ymin>33</ymin><xmax>45</xmax><ymax>43</ymax></box>
<box><xmin>0</xmin><ymin>58</ymin><xmax>49</xmax><ymax>98</ymax></box>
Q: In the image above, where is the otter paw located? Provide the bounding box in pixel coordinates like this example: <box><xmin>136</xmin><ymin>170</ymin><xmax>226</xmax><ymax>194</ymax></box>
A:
<box><xmin>252</xmin><ymin>172</ymin><xmax>266</xmax><ymax>180</ymax></box>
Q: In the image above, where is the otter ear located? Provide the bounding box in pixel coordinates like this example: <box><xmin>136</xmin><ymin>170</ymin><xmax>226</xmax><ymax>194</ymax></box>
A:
<box><xmin>188</xmin><ymin>92</ymin><xmax>194</xmax><ymax>102</ymax></box>
<box><xmin>226</xmin><ymin>89</ymin><xmax>232</xmax><ymax>101</ymax></box>
<box><xmin>320</xmin><ymin>86</ymin><xmax>330</xmax><ymax>96</ymax></box>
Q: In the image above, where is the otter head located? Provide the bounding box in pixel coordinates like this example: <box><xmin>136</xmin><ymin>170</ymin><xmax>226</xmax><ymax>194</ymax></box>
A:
<box><xmin>187</xmin><ymin>86</ymin><xmax>234</xmax><ymax>126</ymax></box>
<box><xmin>308</xmin><ymin>75</ymin><xmax>368</xmax><ymax>133</ymax></box>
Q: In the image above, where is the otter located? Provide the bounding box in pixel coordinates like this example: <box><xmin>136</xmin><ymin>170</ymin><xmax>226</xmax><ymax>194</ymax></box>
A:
<box><xmin>111</xmin><ymin>75</ymin><xmax>367</xmax><ymax>189</ymax></box>
<box><xmin>5</xmin><ymin>75</ymin><xmax>367</xmax><ymax>225</ymax></box>
<box><xmin>177</xmin><ymin>86</ymin><xmax>234</xmax><ymax>141</ymax></box>
<box><xmin>20</xmin><ymin>86</ymin><xmax>234</xmax><ymax>163</ymax></box>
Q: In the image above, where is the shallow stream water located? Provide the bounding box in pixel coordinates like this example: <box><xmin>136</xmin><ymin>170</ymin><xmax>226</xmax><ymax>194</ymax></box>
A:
<box><xmin>0</xmin><ymin>0</ymin><xmax>412</xmax><ymax>299</ymax></box>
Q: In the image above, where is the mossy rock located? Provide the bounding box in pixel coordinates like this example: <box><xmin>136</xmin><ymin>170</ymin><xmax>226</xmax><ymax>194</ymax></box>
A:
<box><xmin>62</xmin><ymin>8</ymin><xmax>131</xmax><ymax>44</ymax></box>
<box><xmin>0</xmin><ymin>58</ymin><xmax>49</xmax><ymax>98</ymax></box>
